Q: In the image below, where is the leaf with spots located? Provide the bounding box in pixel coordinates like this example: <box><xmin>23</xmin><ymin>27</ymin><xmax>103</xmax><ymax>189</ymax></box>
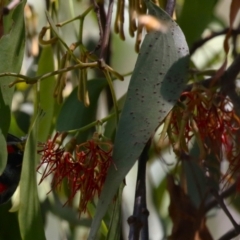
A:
<box><xmin>88</xmin><ymin>1</ymin><xmax>189</xmax><ymax>238</ymax></box>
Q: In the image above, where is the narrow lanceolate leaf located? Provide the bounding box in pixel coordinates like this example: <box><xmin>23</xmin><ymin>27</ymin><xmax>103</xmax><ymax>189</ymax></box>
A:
<box><xmin>0</xmin><ymin>1</ymin><xmax>26</xmax><ymax>174</ymax></box>
<box><xmin>0</xmin><ymin>1</ymin><xmax>26</xmax><ymax>135</ymax></box>
<box><xmin>0</xmin><ymin>131</ymin><xmax>7</xmax><ymax>175</ymax></box>
<box><xmin>88</xmin><ymin>1</ymin><xmax>189</xmax><ymax>239</ymax></box>
<box><xmin>37</xmin><ymin>46</ymin><xmax>56</xmax><ymax>142</ymax></box>
<box><xmin>18</xmin><ymin>113</ymin><xmax>46</xmax><ymax>240</ymax></box>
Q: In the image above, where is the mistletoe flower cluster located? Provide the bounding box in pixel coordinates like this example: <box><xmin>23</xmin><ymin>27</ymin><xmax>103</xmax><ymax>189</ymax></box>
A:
<box><xmin>166</xmin><ymin>87</ymin><xmax>240</xmax><ymax>183</ymax></box>
<box><xmin>37</xmin><ymin>133</ymin><xmax>113</xmax><ymax>213</ymax></box>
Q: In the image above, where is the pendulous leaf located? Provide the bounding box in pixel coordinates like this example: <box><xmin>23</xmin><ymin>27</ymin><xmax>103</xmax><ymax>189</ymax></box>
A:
<box><xmin>88</xmin><ymin>1</ymin><xmax>189</xmax><ymax>239</ymax></box>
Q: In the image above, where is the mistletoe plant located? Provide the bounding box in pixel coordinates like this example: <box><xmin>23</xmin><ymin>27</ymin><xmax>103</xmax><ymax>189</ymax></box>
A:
<box><xmin>0</xmin><ymin>0</ymin><xmax>240</xmax><ymax>240</ymax></box>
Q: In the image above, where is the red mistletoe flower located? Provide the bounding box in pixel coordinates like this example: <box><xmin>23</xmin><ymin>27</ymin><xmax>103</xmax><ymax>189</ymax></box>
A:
<box><xmin>164</xmin><ymin>88</ymin><xmax>240</xmax><ymax>190</ymax></box>
<box><xmin>37</xmin><ymin>133</ymin><xmax>113</xmax><ymax>213</ymax></box>
<box><xmin>37</xmin><ymin>133</ymin><xmax>69</xmax><ymax>187</ymax></box>
<box><xmin>168</xmin><ymin>88</ymin><xmax>240</xmax><ymax>163</ymax></box>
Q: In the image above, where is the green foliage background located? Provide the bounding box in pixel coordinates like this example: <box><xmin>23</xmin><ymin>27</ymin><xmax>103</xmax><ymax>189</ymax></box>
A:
<box><xmin>0</xmin><ymin>0</ymin><xmax>237</xmax><ymax>240</ymax></box>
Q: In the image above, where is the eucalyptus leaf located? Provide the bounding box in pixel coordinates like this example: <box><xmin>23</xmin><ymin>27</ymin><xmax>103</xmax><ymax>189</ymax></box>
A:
<box><xmin>37</xmin><ymin>46</ymin><xmax>56</xmax><ymax>142</ymax></box>
<box><xmin>18</xmin><ymin>113</ymin><xmax>46</xmax><ymax>240</ymax></box>
<box><xmin>0</xmin><ymin>0</ymin><xmax>26</xmax><ymax>174</ymax></box>
<box><xmin>104</xmin><ymin>94</ymin><xmax>126</xmax><ymax>140</ymax></box>
<box><xmin>56</xmin><ymin>78</ymin><xmax>107</xmax><ymax>141</ymax></box>
<box><xmin>106</xmin><ymin>183</ymin><xmax>124</xmax><ymax>240</ymax></box>
<box><xmin>88</xmin><ymin>1</ymin><xmax>189</xmax><ymax>238</ymax></box>
<box><xmin>0</xmin><ymin>0</ymin><xmax>26</xmax><ymax>136</ymax></box>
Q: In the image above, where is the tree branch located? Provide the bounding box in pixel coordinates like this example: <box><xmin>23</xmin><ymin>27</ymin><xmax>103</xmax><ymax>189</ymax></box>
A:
<box><xmin>91</xmin><ymin>0</ymin><xmax>104</xmax><ymax>52</ymax></box>
<box><xmin>99</xmin><ymin>0</ymin><xmax>114</xmax><ymax>60</ymax></box>
<box><xmin>128</xmin><ymin>140</ymin><xmax>151</xmax><ymax>240</ymax></box>
<box><xmin>165</xmin><ymin>0</ymin><xmax>176</xmax><ymax>17</ymax></box>
<box><xmin>210</xmin><ymin>188</ymin><xmax>240</xmax><ymax>232</ymax></box>
<box><xmin>183</xmin><ymin>54</ymin><xmax>240</xmax><ymax>115</ymax></box>
<box><xmin>204</xmin><ymin>182</ymin><xmax>237</xmax><ymax>213</ymax></box>
<box><xmin>220</xmin><ymin>54</ymin><xmax>240</xmax><ymax>116</ymax></box>
<box><xmin>218</xmin><ymin>226</ymin><xmax>240</xmax><ymax>240</ymax></box>
<box><xmin>190</xmin><ymin>28</ymin><xmax>240</xmax><ymax>55</ymax></box>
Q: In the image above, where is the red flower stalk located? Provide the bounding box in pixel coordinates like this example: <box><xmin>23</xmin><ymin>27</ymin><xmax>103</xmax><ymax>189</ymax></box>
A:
<box><xmin>37</xmin><ymin>133</ymin><xmax>113</xmax><ymax>213</ymax></box>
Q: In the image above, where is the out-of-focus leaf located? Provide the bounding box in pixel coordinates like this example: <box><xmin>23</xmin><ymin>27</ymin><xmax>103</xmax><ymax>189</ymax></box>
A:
<box><xmin>9</xmin><ymin>114</ymin><xmax>25</xmax><ymax>137</ymax></box>
<box><xmin>183</xmin><ymin>161</ymin><xmax>207</xmax><ymax>207</ymax></box>
<box><xmin>44</xmin><ymin>193</ymin><xmax>92</xmax><ymax>227</ymax></box>
<box><xmin>56</xmin><ymin>78</ymin><xmax>107</xmax><ymax>141</ymax></box>
<box><xmin>167</xmin><ymin>175</ymin><xmax>213</xmax><ymax>240</ymax></box>
<box><xmin>184</xmin><ymin>141</ymin><xmax>219</xmax><ymax>207</ymax></box>
<box><xmin>88</xmin><ymin>1</ymin><xmax>189</xmax><ymax>238</ymax></box>
<box><xmin>37</xmin><ymin>46</ymin><xmax>56</xmax><ymax>142</ymax></box>
<box><xmin>14</xmin><ymin>110</ymin><xmax>31</xmax><ymax>134</ymax></box>
<box><xmin>0</xmin><ymin>0</ymin><xmax>26</xmax><ymax>173</ymax></box>
<box><xmin>0</xmin><ymin>131</ymin><xmax>7</xmax><ymax>175</ymax></box>
<box><xmin>178</xmin><ymin>0</ymin><xmax>217</xmax><ymax>47</ymax></box>
<box><xmin>152</xmin><ymin>175</ymin><xmax>169</xmax><ymax>234</ymax></box>
<box><xmin>18</xmin><ymin>113</ymin><xmax>46</xmax><ymax>240</ymax></box>
<box><xmin>0</xmin><ymin>202</ymin><xmax>21</xmax><ymax>240</ymax></box>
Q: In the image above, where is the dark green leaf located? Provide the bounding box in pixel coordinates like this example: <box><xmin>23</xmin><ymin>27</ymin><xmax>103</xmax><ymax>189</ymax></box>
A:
<box><xmin>14</xmin><ymin>110</ymin><xmax>31</xmax><ymax>134</ymax></box>
<box><xmin>178</xmin><ymin>0</ymin><xmax>217</xmax><ymax>47</ymax></box>
<box><xmin>0</xmin><ymin>0</ymin><xmax>26</xmax><ymax>173</ymax></box>
<box><xmin>88</xmin><ymin>1</ymin><xmax>189</xmax><ymax>238</ymax></box>
<box><xmin>184</xmin><ymin>141</ymin><xmax>220</xmax><ymax>207</ymax></box>
<box><xmin>9</xmin><ymin>114</ymin><xmax>25</xmax><ymax>137</ymax></box>
<box><xmin>37</xmin><ymin>46</ymin><xmax>56</xmax><ymax>142</ymax></box>
<box><xmin>0</xmin><ymin>202</ymin><xmax>21</xmax><ymax>240</ymax></box>
<box><xmin>0</xmin><ymin>1</ymin><xmax>26</xmax><ymax>136</ymax></box>
<box><xmin>56</xmin><ymin>78</ymin><xmax>107</xmax><ymax>141</ymax></box>
<box><xmin>18</xmin><ymin>113</ymin><xmax>46</xmax><ymax>240</ymax></box>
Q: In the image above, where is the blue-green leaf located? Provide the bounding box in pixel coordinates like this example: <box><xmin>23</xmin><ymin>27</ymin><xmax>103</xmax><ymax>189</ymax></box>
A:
<box><xmin>88</xmin><ymin>1</ymin><xmax>189</xmax><ymax>238</ymax></box>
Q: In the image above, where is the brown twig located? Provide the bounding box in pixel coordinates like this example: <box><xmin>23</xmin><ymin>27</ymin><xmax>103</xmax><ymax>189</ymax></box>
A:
<box><xmin>218</xmin><ymin>227</ymin><xmax>240</xmax><ymax>240</ymax></box>
<box><xmin>204</xmin><ymin>182</ymin><xmax>237</xmax><ymax>213</ymax></box>
<box><xmin>184</xmin><ymin>53</ymin><xmax>240</xmax><ymax>107</ymax></box>
<box><xmin>91</xmin><ymin>0</ymin><xmax>104</xmax><ymax>52</ymax></box>
<box><xmin>220</xmin><ymin>54</ymin><xmax>240</xmax><ymax>116</ymax></box>
<box><xmin>190</xmin><ymin>28</ymin><xmax>240</xmax><ymax>55</ymax></box>
<box><xmin>128</xmin><ymin>140</ymin><xmax>151</xmax><ymax>240</ymax></box>
<box><xmin>210</xmin><ymin>188</ymin><xmax>240</xmax><ymax>232</ymax></box>
<box><xmin>99</xmin><ymin>0</ymin><xmax>114</xmax><ymax>60</ymax></box>
<box><xmin>2</xmin><ymin>0</ymin><xmax>21</xmax><ymax>15</ymax></box>
<box><xmin>165</xmin><ymin>0</ymin><xmax>176</xmax><ymax>17</ymax></box>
